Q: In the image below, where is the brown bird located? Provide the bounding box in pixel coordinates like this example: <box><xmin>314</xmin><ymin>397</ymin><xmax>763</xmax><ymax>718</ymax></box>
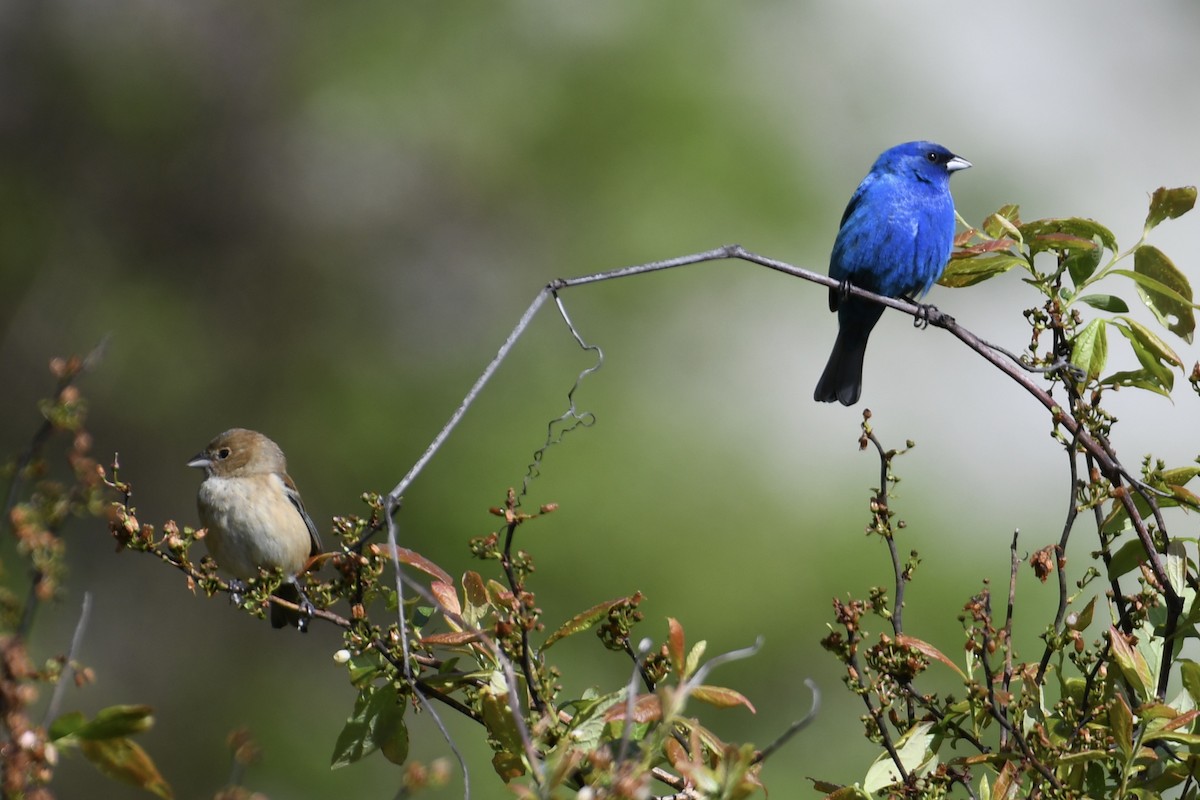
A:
<box><xmin>188</xmin><ymin>428</ymin><xmax>321</xmax><ymax>630</ymax></box>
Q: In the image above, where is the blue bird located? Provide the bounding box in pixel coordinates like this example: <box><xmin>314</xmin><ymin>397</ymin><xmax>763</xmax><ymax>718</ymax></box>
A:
<box><xmin>814</xmin><ymin>141</ymin><xmax>971</xmax><ymax>405</ymax></box>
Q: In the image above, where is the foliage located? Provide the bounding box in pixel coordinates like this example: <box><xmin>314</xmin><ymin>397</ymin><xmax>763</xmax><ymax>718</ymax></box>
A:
<box><xmin>818</xmin><ymin>188</ymin><xmax>1200</xmax><ymax>798</ymax></box>
<box><xmin>4</xmin><ymin>186</ymin><xmax>1199</xmax><ymax>799</ymax></box>
<box><xmin>108</xmin><ymin>478</ymin><xmax>776</xmax><ymax>798</ymax></box>
<box><xmin>1</xmin><ymin>354</ymin><xmax>173</xmax><ymax>799</ymax></box>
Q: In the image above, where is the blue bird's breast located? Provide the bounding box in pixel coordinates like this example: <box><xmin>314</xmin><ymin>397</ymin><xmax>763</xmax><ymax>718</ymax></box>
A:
<box><xmin>829</xmin><ymin>175</ymin><xmax>955</xmax><ymax>300</ymax></box>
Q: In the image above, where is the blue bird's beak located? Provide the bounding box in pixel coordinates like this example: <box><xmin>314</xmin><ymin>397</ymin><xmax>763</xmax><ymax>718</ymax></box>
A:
<box><xmin>947</xmin><ymin>155</ymin><xmax>972</xmax><ymax>172</ymax></box>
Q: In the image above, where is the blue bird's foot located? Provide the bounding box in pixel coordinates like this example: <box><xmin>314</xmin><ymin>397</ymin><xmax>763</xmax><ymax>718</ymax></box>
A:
<box><xmin>912</xmin><ymin>303</ymin><xmax>950</xmax><ymax>329</ymax></box>
<box><xmin>1054</xmin><ymin>358</ymin><xmax>1087</xmax><ymax>384</ymax></box>
<box><xmin>837</xmin><ymin>279</ymin><xmax>852</xmax><ymax>302</ymax></box>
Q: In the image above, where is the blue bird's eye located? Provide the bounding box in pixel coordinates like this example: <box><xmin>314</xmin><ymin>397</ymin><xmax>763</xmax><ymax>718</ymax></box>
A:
<box><xmin>926</xmin><ymin>151</ymin><xmax>939</xmax><ymax>163</ymax></box>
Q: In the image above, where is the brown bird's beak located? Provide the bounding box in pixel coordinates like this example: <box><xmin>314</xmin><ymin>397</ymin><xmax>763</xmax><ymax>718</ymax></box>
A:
<box><xmin>187</xmin><ymin>452</ymin><xmax>211</xmax><ymax>469</ymax></box>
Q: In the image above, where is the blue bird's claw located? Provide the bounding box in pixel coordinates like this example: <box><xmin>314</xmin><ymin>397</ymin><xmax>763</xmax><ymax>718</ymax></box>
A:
<box><xmin>912</xmin><ymin>303</ymin><xmax>948</xmax><ymax>329</ymax></box>
<box><xmin>837</xmin><ymin>279</ymin><xmax>852</xmax><ymax>301</ymax></box>
<box><xmin>1057</xmin><ymin>359</ymin><xmax>1087</xmax><ymax>384</ymax></box>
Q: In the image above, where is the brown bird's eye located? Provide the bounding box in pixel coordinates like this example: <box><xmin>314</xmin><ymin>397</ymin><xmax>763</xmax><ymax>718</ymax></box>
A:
<box><xmin>217</xmin><ymin>447</ymin><xmax>231</xmax><ymax>460</ymax></box>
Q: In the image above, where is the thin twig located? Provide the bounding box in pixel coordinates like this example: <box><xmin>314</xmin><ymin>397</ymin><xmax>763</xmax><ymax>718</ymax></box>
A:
<box><xmin>979</xmin><ymin>591</ymin><xmax>1064</xmax><ymax>791</ymax></box>
<box><xmin>1002</xmin><ymin>533</ymin><xmax>1018</xmax><ymax>703</ymax></box>
<box><xmin>864</xmin><ymin>429</ymin><xmax>905</xmax><ymax>637</ymax></box>
<box><xmin>1042</xmin><ymin>428</ymin><xmax>1083</xmax><ymax>682</ymax></box>
<box><xmin>616</xmin><ymin>638</ymin><xmax>653</xmax><ymax>766</ymax></box>
<box><xmin>409</xmin><ymin>683</ymin><xmax>471</xmax><ymax>800</ymax></box>
<box><xmin>753</xmin><ymin>678</ymin><xmax>820</xmax><ymax>764</ymax></box>
<box><xmin>500</xmin><ymin>514</ymin><xmax>544</xmax><ymax>714</ymax></box>
<box><xmin>385</xmin><ymin>507</ymin><xmax>414</xmax><ymax>681</ymax></box>
<box><xmin>846</xmin><ymin>646</ymin><xmax>908</xmax><ymax>785</ymax></box>
<box><xmin>379</xmin><ymin>244</ymin><xmax>1177</xmax><ymax>613</ymax></box>
<box><xmin>518</xmin><ymin>292</ymin><xmax>603</xmax><ymax>502</ymax></box>
<box><xmin>42</xmin><ymin>592</ymin><xmax>92</xmax><ymax>729</ymax></box>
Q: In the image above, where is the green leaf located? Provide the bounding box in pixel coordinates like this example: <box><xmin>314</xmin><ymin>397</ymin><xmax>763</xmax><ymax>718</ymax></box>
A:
<box><xmin>1167</xmin><ymin>540</ymin><xmax>1188</xmax><ymax>596</ymax></box>
<box><xmin>1070</xmin><ymin>318</ymin><xmax>1108</xmax><ymax>380</ymax></box>
<box><xmin>1117</xmin><ymin>315</ymin><xmax>1182</xmax><ymax>366</ymax></box>
<box><xmin>1067</xmin><ymin>595</ymin><xmax>1097</xmax><ymax>631</ymax></box>
<box><xmin>79</xmin><ymin>738</ymin><xmax>173</xmax><ymax>799</ymax></box>
<box><xmin>1109</xmin><ymin>625</ymin><xmax>1155</xmax><ymax>702</ymax></box>
<box><xmin>1110</xmin><ymin>693</ymin><xmax>1134</xmax><ymax>762</ymax></box>
<box><xmin>1145</xmin><ymin>186</ymin><xmax>1197</xmax><ymax>232</ymax></box>
<box><xmin>685</xmin><ymin>640</ymin><xmax>708</xmax><ymax>679</ymax></box>
<box><xmin>1118</xmin><ymin>245</ymin><xmax>1197</xmax><ymax>342</ymax></box>
<box><xmin>557</xmin><ymin>692</ymin><xmax>624</xmax><ymax>753</ymax></box>
<box><xmin>982</xmin><ymin>204</ymin><xmax>1021</xmax><ymax>239</ymax></box>
<box><xmin>480</xmin><ymin>673</ymin><xmax>526</xmax><ymax>778</ymax></box>
<box><xmin>75</xmin><ymin>705</ymin><xmax>156</xmax><ymax>740</ymax></box>
<box><xmin>1162</xmin><ymin>466</ymin><xmax>1200</xmax><ymax>487</ymax></box>
<box><xmin>1099</xmin><ymin>370</ymin><xmax>1172</xmax><ymax>397</ymax></box>
<box><xmin>542</xmin><ymin>595</ymin><xmax>639</xmax><ymax>651</ymax></box>
<box><xmin>1103</xmin><ymin>489</ymin><xmax>1185</xmax><ymax>536</ymax></box>
<box><xmin>1064</xmin><ymin>239</ymin><xmax>1104</xmax><ymax>286</ymax></box>
<box><xmin>1075</xmin><ymin>294</ymin><xmax>1129</xmax><ymax>313</ymax></box>
<box><xmin>346</xmin><ymin>654</ymin><xmax>385</xmax><ymax>688</ymax></box>
<box><xmin>1103</xmin><ymin>317</ymin><xmax>1182</xmax><ymax>394</ymax></box>
<box><xmin>373</xmin><ymin>692</ymin><xmax>409</xmax><ymax>766</ymax></box>
<box><xmin>331</xmin><ymin>683</ymin><xmax>406</xmax><ymax>769</ymax></box>
<box><xmin>863</xmin><ymin>722</ymin><xmax>934</xmax><ymax>793</ymax></box>
<box><xmin>1181</xmin><ymin>659</ymin><xmax>1200</xmax><ymax>706</ymax></box>
<box><xmin>939</xmin><ymin>252</ymin><xmax>1027</xmax><ymax>288</ymax></box>
<box><xmin>48</xmin><ymin>711</ymin><xmax>87</xmax><ymax>742</ymax></box>
<box><xmin>331</xmin><ymin>694</ymin><xmax>377</xmax><ymax>769</ymax></box>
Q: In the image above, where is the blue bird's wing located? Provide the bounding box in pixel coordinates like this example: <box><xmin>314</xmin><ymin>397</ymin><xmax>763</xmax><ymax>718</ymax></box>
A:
<box><xmin>829</xmin><ymin>173</ymin><xmax>955</xmax><ymax>303</ymax></box>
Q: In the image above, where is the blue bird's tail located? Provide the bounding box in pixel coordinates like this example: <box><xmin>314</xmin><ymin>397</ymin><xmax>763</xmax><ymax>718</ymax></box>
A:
<box><xmin>813</xmin><ymin>301</ymin><xmax>885</xmax><ymax>406</ymax></box>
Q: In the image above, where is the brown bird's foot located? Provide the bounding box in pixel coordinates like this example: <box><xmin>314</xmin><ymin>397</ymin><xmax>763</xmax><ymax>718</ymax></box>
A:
<box><xmin>227</xmin><ymin>578</ymin><xmax>248</xmax><ymax>605</ymax></box>
<box><xmin>296</xmin><ymin>600</ymin><xmax>315</xmax><ymax>633</ymax></box>
<box><xmin>294</xmin><ymin>583</ymin><xmax>316</xmax><ymax>634</ymax></box>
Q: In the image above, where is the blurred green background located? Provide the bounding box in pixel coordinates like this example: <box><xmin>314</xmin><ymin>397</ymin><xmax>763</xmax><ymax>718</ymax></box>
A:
<box><xmin>3</xmin><ymin>2</ymin><xmax>1199</xmax><ymax>797</ymax></box>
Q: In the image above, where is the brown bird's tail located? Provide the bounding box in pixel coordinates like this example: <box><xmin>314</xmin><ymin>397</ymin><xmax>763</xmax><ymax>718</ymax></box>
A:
<box><xmin>270</xmin><ymin>581</ymin><xmax>310</xmax><ymax>631</ymax></box>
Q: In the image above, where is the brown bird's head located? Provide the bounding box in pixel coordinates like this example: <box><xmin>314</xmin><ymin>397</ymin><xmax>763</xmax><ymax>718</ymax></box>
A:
<box><xmin>187</xmin><ymin>428</ymin><xmax>287</xmax><ymax>478</ymax></box>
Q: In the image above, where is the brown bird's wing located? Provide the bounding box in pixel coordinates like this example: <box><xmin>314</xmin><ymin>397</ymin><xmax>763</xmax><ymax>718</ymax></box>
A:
<box><xmin>282</xmin><ymin>474</ymin><xmax>322</xmax><ymax>557</ymax></box>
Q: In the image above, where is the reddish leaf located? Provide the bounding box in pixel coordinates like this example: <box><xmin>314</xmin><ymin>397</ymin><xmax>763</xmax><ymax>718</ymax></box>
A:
<box><xmin>1161</xmin><ymin>708</ymin><xmax>1200</xmax><ymax>732</ymax></box>
<box><xmin>604</xmin><ymin>694</ymin><xmax>662</xmax><ymax>724</ymax></box>
<box><xmin>668</xmin><ymin>617</ymin><xmax>685</xmax><ymax>676</ymax></box>
<box><xmin>895</xmin><ymin>634</ymin><xmax>967</xmax><ymax>680</ymax></box>
<box><xmin>993</xmin><ymin>759</ymin><xmax>1019</xmax><ymax>800</ymax></box>
<box><xmin>691</xmin><ymin>684</ymin><xmax>757</xmax><ymax>713</ymax></box>
<box><xmin>664</xmin><ymin>737</ymin><xmax>688</xmax><ymax>769</ymax></box>
<box><xmin>369</xmin><ymin>545</ymin><xmax>453</xmax><ymax>585</ymax></box>
<box><xmin>430</xmin><ymin>580</ymin><xmax>461</xmax><ymax>618</ymax></box>
<box><xmin>419</xmin><ymin>631</ymin><xmax>482</xmax><ymax>646</ymax></box>
<box><xmin>462</xmin><ymin>571</ymin><xmax>489</xmax><ymax>607</ymax></box>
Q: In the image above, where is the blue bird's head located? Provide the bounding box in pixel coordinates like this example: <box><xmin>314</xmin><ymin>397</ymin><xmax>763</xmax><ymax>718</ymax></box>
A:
<box><xmin>873</xmin><ymin>141</ymin><xmax>971</xmax><ymax>185</ymax></box>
